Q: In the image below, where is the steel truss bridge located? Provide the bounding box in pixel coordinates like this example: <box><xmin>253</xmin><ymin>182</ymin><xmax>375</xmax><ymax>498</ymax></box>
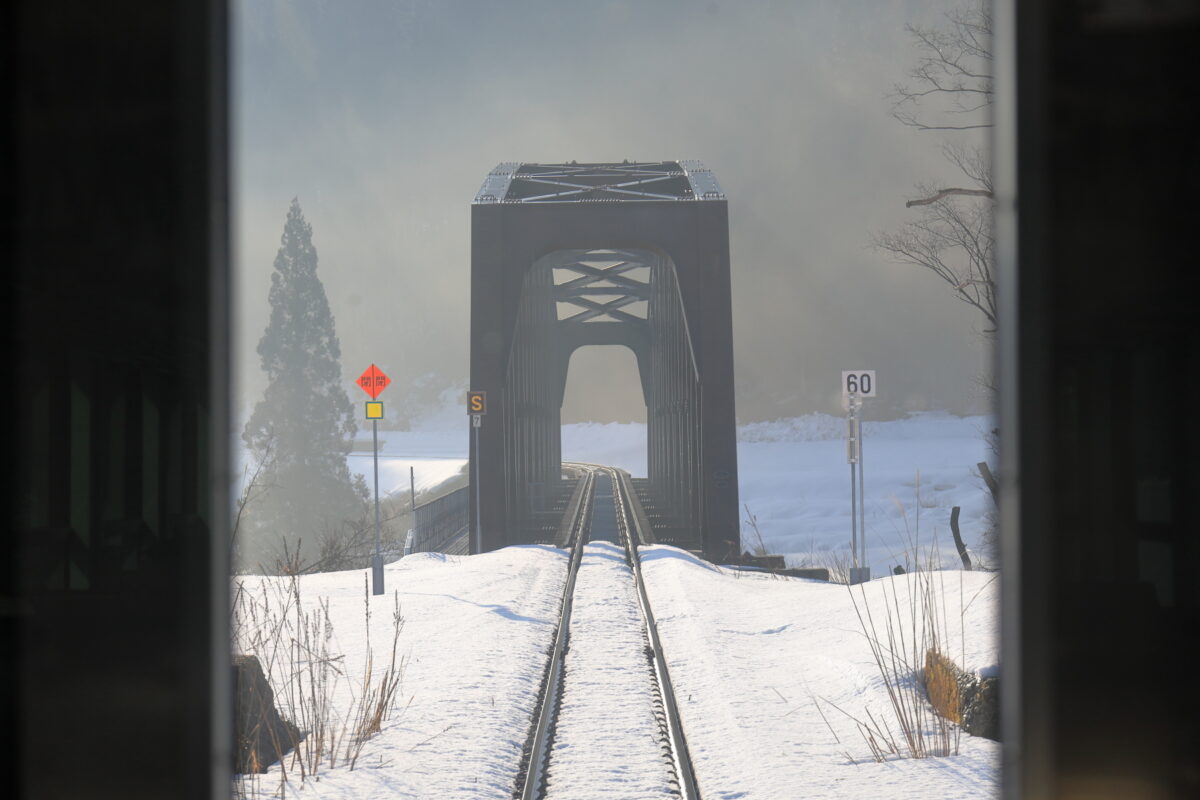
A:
<box><xmin>469</xmin><ymin>161</ymin><xmax>739</xmax><ymax>561</ymax></box>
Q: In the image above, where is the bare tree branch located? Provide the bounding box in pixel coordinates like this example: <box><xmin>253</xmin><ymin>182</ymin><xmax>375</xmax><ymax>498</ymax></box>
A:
<box><xmin>889</xmin><ymin>2</ymin><xmax>993</xmax><ymax>132</ymax></box>
<box><xmin>874</xmin><ymin>184</ymin><xmax>996</xmax><ymax>332</ymax></box>
<box><xmin>906</xmin><ymin>188</ymin><xmax>993</xmax><ymax>207</ymax></box>
<box><xmin>890</xmin><ymin>117</ymin><xmax>992</xmax><ymax>132</ymax></box>
<box><xmin>876</xmin><ymin>1</ymin><xmax>996</xmax><ymax>342</ymax></box>
<box><xmin>941</xmin><ymin>142</ymin><xmax>992</xmax><ymax>192</ymax></box>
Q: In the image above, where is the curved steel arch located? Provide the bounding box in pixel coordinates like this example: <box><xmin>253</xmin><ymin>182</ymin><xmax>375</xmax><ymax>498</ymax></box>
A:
<box><xmin>469</xmin><ymin>161</ymin><xmax>739</xmax><ymax>561</ymax></box>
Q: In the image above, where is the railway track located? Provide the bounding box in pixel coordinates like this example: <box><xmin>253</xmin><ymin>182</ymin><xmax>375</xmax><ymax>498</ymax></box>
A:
<box><xmin>516</xmin><ymin>464</ymin><xmax>700</xmax><ymax>800</ymax></box>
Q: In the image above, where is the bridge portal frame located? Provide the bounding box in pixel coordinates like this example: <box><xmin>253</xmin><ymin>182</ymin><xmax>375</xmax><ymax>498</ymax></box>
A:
<box><xmin>469</xmin><ymin>162</ymin><xmax>739</xmax><ymax>562</ymax></box>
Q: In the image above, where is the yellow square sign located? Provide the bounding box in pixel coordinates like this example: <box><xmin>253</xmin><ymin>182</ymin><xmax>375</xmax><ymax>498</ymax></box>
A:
<box><xmin>365</xmin><ymin>401</ymin><xmax>384</xmax><ymax>420</ymax></box>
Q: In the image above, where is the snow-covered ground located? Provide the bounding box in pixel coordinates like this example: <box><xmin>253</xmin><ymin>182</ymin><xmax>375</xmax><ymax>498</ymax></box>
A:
<box><xmin>344</xmin><ymin>410</ymin><xmax>996</xmax><ymax>576</ymax></box>
<box><xmin>641</xmin><ymin>548</ymin><xmax>998</xmax><ymax>799</ymax></box>
<box><xmin>735</xmin><ymin>412</ymin><xmax>996</xmax><ymax>575</ymax></box>
<box><xmin>346</xmin><ymin>428</ymin><xmax>467</xmax><ymax>500</ymax></box>
<box><xmin>234</xmin><ymin>546</ymin><xmax>998</xmax><ymax>799</ymax></box>
<box><xmin>235</xmin><ymin>546</ymin><xmax>570</xmax><ymax>799</ymax></box>
<box><xmin>234</xmin><ymin>407</ymin><xmax>999</xmax><ymax>798</ymax></box>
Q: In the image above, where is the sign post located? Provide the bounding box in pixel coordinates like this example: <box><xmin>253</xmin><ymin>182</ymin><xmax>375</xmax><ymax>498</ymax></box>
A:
<box><xmin>842</xmin><ymin>370</ymin><xmax>875</xmax><ymax>585</ymax></box>
<box><xmin>358</xmin><ymin>364</ymin><xmax>391</xmax><ymax>595</ymax></box>
<box><xmin>468</xmin><ymin>391</ymin><xmax>486</xmax><ymax>554</ymax></box>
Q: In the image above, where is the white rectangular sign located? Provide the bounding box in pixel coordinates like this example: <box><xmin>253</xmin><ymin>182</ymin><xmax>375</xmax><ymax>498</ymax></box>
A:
<box><xmin>841</xmin><ymin>370</ymin><xmax>877</xmax><ymax>398</ymax></box>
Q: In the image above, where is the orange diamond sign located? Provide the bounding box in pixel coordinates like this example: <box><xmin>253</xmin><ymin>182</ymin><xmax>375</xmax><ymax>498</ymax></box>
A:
<box><xmin>357</xmin><ymin>364</ymin><xmax>391</xmax><ymax>399</ymax></box>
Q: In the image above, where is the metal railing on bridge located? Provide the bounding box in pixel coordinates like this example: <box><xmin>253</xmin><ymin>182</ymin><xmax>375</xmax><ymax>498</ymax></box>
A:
<box><xmin>406</xmin><ymin>486</ymin><xmax>469</xmax><ymax>556</ymax></box>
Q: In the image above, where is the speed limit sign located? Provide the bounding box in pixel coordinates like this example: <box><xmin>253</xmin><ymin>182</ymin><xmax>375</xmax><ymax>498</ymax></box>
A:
<box><xmin>841</xmin><ymin>370</ymin><xmax>877</xmax><ymax>398</ymax></box>
<box><xmin>841</xmin><ymin>369</ymin><xmax>875</xmax><ymax>584</ymax></box>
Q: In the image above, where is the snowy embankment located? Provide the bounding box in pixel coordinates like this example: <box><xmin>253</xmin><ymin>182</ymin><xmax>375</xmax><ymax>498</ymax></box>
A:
<box><xmin>234</xmin><ymin>546</ymin><xmax>568</xmax><ymax>799</ymax></box>
<box><xmin>235</xmin><ymin>541</ymin><xmax>998</xmax><ymax>798</ymax></box>
<box><xmin>641</xmin><ymin>547</ymin><xmax>999</xmax><ymax>799</ymax></box>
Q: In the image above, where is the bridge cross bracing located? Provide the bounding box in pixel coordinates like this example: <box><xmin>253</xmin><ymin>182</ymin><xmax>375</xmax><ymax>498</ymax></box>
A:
<box><xmin>470</xmin><ymin>161</ymin><xmax>739</xmax><ymax>562</ymax></box>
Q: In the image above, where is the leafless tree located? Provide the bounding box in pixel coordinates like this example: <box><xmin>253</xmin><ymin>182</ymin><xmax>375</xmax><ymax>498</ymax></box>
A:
<box><xmin>889</xmin><ymin>2</ymin><xmax>992</xmax><ymax>133</ymax></box>
<box><xmin>875</xmin><ymin>1</ymin><xmax>995</xmax><ymax>338</ymax></box>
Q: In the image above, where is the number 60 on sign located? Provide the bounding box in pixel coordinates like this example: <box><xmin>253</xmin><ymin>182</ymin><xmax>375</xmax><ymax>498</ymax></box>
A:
<box><xmin>841</xmin><ymin>370</ymin><xmax>877</xmax><ymax>398</ymax></box>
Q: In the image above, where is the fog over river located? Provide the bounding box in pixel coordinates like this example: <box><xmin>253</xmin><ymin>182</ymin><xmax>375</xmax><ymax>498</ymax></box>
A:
<box><xmin>234</xmin><ymin>0</ymin><xmax>991</xmax><ymax>426</ymax></box>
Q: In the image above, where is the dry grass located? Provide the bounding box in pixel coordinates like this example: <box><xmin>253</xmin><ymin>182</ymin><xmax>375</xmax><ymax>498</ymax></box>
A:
<box><xmin>822</xmin><ymin>567</ymin><xmax>960</xmax><ymax>762</ymax></box>
<box><xmin>231</xmin><ymin>569</ymin><xmax>406</xmax><ymax>796</ymax></box>
<box><xmin>817</xmin><ymin>473</ymin><xmax>964</xmax><ymax>762</ymax></box>
<box><xmin>817</xmin><ymin>549</ymin><xmax>853</xmax><ymax>584</ymax></box>
<box><xmin>742</xmin><ymin>503</ymin><xmax>769</xmax><ymax>557</ymax></box>
<box><xmin>924</xmin><ymin>649</ymin><xmax>963</xmax><ymax>724</ymax></box>
<box><xmin>348</xmin><ymin>575</ymin><xmax>406</xmax><ymax>760</ymax></box>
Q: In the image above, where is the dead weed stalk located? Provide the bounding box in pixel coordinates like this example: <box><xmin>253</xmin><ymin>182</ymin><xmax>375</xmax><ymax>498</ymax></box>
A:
<box><xmin>231</xmin><ymin>568</ymin><xmax>406</xmax><ymax>795</ymax></box>
<box><xmin>826</xmin><ymin>472</ymin><xmax>963</xmax><ymax>761</ymax></box>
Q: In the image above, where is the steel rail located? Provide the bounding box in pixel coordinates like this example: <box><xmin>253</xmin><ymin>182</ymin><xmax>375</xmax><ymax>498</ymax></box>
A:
<box><xmin>517</xmin><ymin>466</ymin><xmax>595</xmax><ymax>800</ymax></box>
<box><xmin>517</xmin><ymin>462</ymin><xmax>701</xmax><ymax>800</ymax></box>
<box><xmin>608</xmin><ymin>466</ymin><xmax>702</xmax><ymax>800</ymax></box>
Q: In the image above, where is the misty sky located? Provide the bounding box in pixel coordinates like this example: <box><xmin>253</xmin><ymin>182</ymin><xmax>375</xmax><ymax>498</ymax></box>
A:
<box><xmin>233</xmin><ymin>0</ymin><xmax>992</xmax><ymax>428</ymax></box>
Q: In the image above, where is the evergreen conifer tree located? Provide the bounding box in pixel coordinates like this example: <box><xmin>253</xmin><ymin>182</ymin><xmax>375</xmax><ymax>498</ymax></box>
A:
<box><xmin>241</xmin><ymin>199</ymin><xmax>367</xmax><ymax>569</ymax></box>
